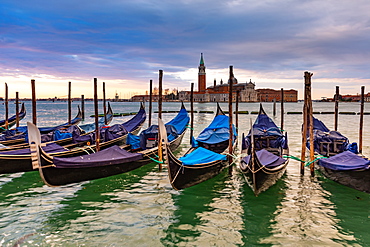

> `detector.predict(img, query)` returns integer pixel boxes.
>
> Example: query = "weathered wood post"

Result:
[236,90,240,135]
[228,66,234,169]
[300,73,310,175]
[81,95,85,120]
[281,88,284,132]
[359,86,365,154]
[190,83,194,144]
[94,78,100,151]
[103,82,107,125]
[31,79,37,125]
[15,92,19,127]
[158,70,163,170]
[334,86,339,131]
[307,73,315,177]
[273,98,276,117]
[158,70,163,120]
[68,81,71,124]
[149,79,153,127]
[4,83,8,129]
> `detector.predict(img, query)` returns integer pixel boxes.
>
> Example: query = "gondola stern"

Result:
[216,102,225,116]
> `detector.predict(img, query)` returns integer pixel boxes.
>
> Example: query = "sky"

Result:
[1,0,370,100]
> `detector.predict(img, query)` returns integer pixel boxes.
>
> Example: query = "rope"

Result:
[149,156,164,164]
[304,155,327,167]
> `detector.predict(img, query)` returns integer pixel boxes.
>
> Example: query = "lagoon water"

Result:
[0,101,369,246]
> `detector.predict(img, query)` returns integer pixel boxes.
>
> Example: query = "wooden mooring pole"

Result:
[94,78,100,152]
[280,88,284,132]
[273,98,276,117]
[103,82,107,125]
[4,83,8,129]
[149,79,153,127]
[190,83,194,144]
[158,70,163,170]
[81,95,85,120]
[334,86,339,131]
[158,70,163,120]
[68,81,71,124]
[307,73,315,177]
[228,66,234,170]
[359,86,365,154]
[15,92,19,128]
[31,79,37,125]
[236,90,239,136]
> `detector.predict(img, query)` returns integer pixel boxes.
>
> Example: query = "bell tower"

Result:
[198,53,206,92]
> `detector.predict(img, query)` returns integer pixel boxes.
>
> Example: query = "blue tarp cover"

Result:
[308,117,349,153]
[179,147,227,165]
[121,107,146,132]
[248,113,283,137]
[165,108,190,134]
[242,149,286,168]
[126,133,141,150]
[0,143,68,155]
[196,115,237,144]
[318,151,370,170]
[53,145,143,168]
[139,124,178,150]
[243,112,286,151]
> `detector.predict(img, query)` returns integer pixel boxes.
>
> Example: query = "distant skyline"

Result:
[1,0,370,100]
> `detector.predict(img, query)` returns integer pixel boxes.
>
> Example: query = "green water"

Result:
[0,101,369,246]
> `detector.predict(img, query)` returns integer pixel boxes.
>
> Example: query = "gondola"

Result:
[0,102,26,132]
[28,103,189,186]
[164,103,237,190]
[0,103,145,175]
[239,104,289,196]
[0,105,83,147]
[307,117,370,193]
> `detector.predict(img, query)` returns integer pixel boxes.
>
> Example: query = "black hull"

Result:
[240,158,288,196]
[167,149,229,190]
[38,128,186,186]
[0,125,142,175]
[317,164,370,194]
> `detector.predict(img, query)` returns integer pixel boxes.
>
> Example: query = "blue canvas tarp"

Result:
[318,151,370,171]
[308,117,349,154]
[242,149,287,168]
[165,108,190,135]
[53,145,143,168]
[121,107,146,132]
[179,147,227,165]
[196,115,237,144]
[139,124,178,150]
[248,113,283,138]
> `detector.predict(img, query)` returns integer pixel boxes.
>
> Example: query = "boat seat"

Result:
[255,136,282,156]
[319,140,346,156]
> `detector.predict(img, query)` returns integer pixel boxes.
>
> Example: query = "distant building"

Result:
[178,53,297,102]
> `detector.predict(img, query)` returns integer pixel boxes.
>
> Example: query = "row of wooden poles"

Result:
[300,72,366,176]
[3,79,113,128]
[4,70,366,174]
[3,79,111,152]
